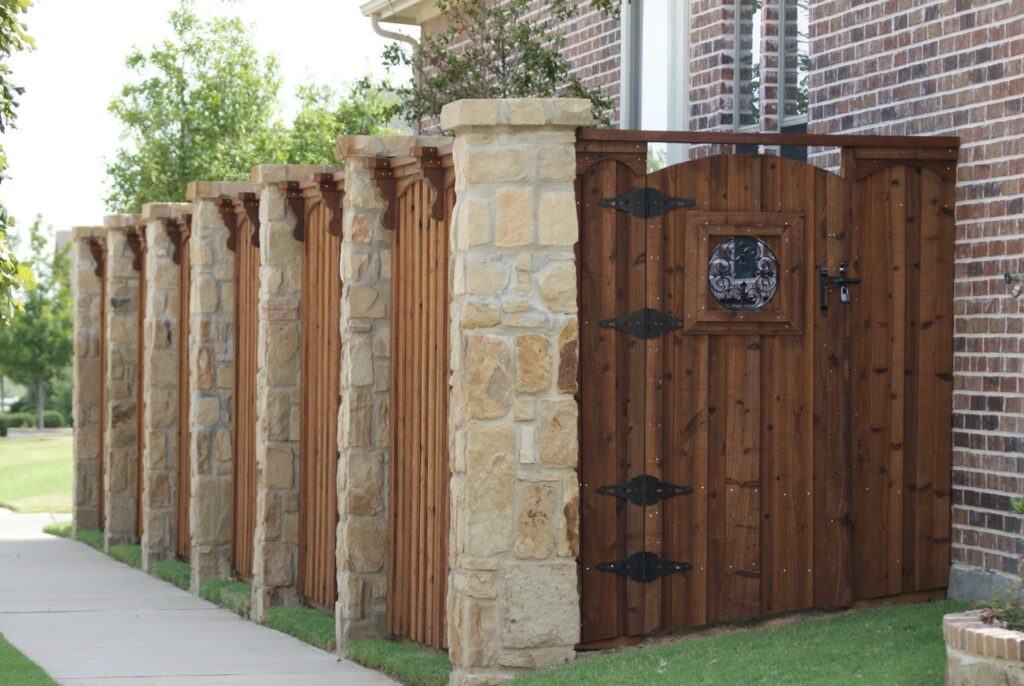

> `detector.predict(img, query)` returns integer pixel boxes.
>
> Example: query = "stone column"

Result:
[185,181,257,592]
[140,203,193,569]
[102,214,143,549]
[332,134,445,648]
[442,99,591,685]
[72,226,106,535]
[250,164,334,621]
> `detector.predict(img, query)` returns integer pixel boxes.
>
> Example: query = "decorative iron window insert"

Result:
[707,236,779,311]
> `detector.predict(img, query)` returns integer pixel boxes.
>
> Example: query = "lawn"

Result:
[0,633,56,685]
[512,600,968,685]
[0,434,72,513]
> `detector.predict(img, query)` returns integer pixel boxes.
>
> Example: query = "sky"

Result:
[1,0,414,242]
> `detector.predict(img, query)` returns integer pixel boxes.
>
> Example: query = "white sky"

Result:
[1,0,412,244]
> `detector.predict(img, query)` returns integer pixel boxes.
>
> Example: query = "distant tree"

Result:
[382,0,613,132]
[105,0,286,212]
[285,79,398,165]
[0,216,71,428]
[0,0,33,324]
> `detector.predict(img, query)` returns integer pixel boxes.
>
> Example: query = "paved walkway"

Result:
[0,509,396,685]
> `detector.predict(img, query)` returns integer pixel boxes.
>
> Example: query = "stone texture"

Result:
[446,99,583,686]
[72,227,106,536]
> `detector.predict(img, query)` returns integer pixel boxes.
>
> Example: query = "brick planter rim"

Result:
[944,610,1024,663]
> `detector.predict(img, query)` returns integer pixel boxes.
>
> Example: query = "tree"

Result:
[0,216,72,428]
[105,0,286,212]
[382,0,613,132]
[0,0,33,324]
[284,79,398,165]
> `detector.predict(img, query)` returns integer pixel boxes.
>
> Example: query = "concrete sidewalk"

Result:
[0,509,396,685]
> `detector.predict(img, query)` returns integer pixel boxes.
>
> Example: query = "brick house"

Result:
[360,0,1024,602]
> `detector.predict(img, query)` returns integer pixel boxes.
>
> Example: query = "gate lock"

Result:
[818,263,861,315]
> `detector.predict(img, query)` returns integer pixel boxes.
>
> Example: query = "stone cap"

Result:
[141,202,193,221]
[251,164,338,185]
[335,134,451,161]
[103,213,141,230]
[440,98,594,131]
[944,610,1024,661]
[71,226,106,240]
[187,180,259,201]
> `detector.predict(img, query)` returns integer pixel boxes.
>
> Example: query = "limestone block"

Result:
[500,562,578,648]
[465,336,512,420]
[466,259,511,296]
[346,451,384,516]
[537,263,577,314]
[538,191,578,246]
[514,335,552,394]
[514,482,556,559]
[537,399,578,468]
[465,424,516,557]
[495,188,534,247]
[457,198,492,249]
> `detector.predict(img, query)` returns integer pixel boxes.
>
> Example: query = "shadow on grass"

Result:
[347,638,452,686]
[199,579,252,619]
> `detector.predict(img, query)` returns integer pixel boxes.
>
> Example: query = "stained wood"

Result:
[298,194,342,611]
[577,128,960,151]
[232,209,260,581]
[176,235,192,561]
[387,171,451,649]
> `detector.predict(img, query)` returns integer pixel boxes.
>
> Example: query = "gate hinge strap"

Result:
[597,187,696,219]
[597,475,693,506]
[598,551,693,583]
[599,307,682,339]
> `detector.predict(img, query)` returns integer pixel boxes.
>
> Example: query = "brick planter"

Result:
[944,611,1024,685]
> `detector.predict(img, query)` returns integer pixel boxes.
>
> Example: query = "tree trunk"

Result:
[0,376,5,413]
[36,378,45,429]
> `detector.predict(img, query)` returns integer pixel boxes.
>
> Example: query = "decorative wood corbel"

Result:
[125,226,146,272]
[163,217,186,266]
[368,157,396,230]
[315,173,344,238]
[238,192,261,247]
[281,181,306,242]
[218,196,238,252]
[86,238,105,278]
[414,146,446,222]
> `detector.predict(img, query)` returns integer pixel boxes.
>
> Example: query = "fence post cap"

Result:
[250,164,338,185]
[187,181,259,202]
[71,226,106,240]
[440,98,594,131]
[139,203,193,221]
[102,213,142,229]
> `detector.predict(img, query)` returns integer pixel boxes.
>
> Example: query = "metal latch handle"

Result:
[819,263,861,315]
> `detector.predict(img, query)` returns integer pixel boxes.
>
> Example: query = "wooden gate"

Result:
[576,131,956,643]
[297,175,343,610]
[129,227,146,542]
[226,194,260,581]
[380,148,453,649]
[168,216,193,561]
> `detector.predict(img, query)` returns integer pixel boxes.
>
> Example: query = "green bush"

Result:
[152,560,191,591]
[0,411,65,433]
[264,605,335,652]
[199,579,252,618]
[41,410,65,428]
[347,639,451,686]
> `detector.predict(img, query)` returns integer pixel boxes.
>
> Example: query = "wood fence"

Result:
[167,215,193,561]
[224,194,260,581]
[376,147,453,650]
[296,175,344,610]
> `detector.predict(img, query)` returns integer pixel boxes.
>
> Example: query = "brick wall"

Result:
[807,0,1024,592]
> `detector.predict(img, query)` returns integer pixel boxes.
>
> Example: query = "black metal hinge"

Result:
[598,187,696,219]
[599,308,682,339]
[598,551,693,583]
[597,475,693,506]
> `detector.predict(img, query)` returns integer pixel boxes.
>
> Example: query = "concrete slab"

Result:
[0,509,397,685]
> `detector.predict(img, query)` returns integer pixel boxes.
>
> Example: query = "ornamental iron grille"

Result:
[707,236,779,311]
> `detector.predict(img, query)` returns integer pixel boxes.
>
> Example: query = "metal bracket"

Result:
[599,308,682,339]
[818,262,860,315]
[598,551,693,583]
[597,475,693,506]
[598,187,696,219]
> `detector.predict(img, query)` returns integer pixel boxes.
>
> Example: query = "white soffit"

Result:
[359,0,439,25]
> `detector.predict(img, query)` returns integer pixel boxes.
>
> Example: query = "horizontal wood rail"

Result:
[577,127,960,151]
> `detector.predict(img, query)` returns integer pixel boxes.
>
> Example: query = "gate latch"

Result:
[598,551,693,583]
[597,475,693,506]
[598,187,696,219]
[818,262,861,315]
[599,308,682,339]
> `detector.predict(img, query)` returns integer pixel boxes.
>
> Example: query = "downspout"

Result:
[618,0,643,129]
[369,13,423,132]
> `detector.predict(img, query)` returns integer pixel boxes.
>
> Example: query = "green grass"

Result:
[152,560,191,591]
[511,600,969,685]
[0,435,72,512]
[199,579,252,618]
[41,521,70,538]
[264,605,336,652]
[107,544,142,569]
[74,528,103,551]
[0,633,56,685]
[347,639,452,686]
